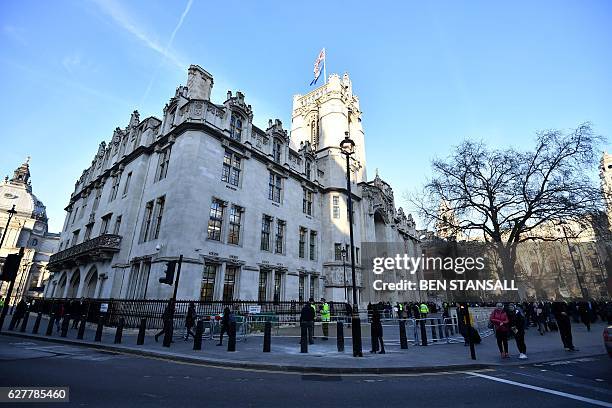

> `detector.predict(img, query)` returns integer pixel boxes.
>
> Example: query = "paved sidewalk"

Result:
[0,315,607,373]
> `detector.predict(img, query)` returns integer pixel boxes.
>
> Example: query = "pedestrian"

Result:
[70,299,82,329]
[345,302,352,328]
[419,302,429,319]
[320,298,330,340]
[53,301,65,332]
[217,307,233,346]
[552,301,578,351]
[370,308,385,354]
[154,301,175,343]
[508,304,528,359]
[184,302,197,341]
[535,302,546,335]
[490,303,510,358]
[300,301,315,345]
[578,301,591,332]
[12,299,27,329]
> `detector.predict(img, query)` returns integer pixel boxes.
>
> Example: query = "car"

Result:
[604,325,612,358]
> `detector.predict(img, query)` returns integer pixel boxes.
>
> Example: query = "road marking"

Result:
[467,372,612,407]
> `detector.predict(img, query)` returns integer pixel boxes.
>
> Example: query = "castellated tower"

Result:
[291,73,367,182]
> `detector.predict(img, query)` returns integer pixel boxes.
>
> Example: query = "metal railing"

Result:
[28,298,349,330]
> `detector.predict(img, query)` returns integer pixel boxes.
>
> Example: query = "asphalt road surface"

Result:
[0,336,610,408]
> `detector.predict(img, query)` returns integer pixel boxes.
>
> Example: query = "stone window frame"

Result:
[260,214,273,251]
[268,171,282,203]
[230,113,244,141]
[155,146,172,182]
[222,149,242,187]
[274,219,286,255]
[207,198,225,242]
[302,188,313,216]
[227,204,243,245]
[298,226,307,259]
[200,264,217,301]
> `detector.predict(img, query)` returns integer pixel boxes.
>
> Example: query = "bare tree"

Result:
[411,123,605,281]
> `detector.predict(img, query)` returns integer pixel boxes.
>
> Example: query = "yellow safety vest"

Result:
[420,304,429,314]
[321,303,330,322]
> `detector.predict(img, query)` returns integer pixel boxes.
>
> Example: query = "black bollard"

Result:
[60,316,69,337]
[263,321,271,352]
[162,319,173,348]
[300,324,308,353]
[399,320,408,349]
[77,318,86,340]
[45,314,55,336]
[337,321,344,352]
[19,312,30,332]
[227,321,236,352]
[420,319,428,346]
[8,314,17,331]
[95,316,104,342]
[32,312,42,334]
[351,316,363,357]
[114,318,124,344]
[137,318,146,345]
[193,320,203,351]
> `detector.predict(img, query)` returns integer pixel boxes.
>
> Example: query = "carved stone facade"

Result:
[45,65,421,306]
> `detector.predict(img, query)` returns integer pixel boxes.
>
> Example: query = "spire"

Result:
[10,158,31,186]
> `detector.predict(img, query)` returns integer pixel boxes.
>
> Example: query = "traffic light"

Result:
[0,253,21,282]
[159,261,176,285]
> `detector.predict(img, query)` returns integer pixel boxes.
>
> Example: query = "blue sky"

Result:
[1,0,610,232]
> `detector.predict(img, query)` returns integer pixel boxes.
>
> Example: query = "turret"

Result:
[186,64,214,101]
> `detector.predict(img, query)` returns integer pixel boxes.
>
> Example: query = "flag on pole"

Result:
[309,48,326,86]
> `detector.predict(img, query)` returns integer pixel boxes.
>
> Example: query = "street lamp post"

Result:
[0,205,17,249]
[340,132,362,357]
[0,205,17,298]
[341,247,348,303]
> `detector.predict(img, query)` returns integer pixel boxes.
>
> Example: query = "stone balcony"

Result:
[48,234,122,271]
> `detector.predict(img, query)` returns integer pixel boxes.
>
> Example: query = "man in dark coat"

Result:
[370,309,385,354]
[154,301,175,342]
[552,301,577,351]
[300,302,315,345]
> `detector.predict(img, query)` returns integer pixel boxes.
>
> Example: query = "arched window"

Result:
[273,139,282,163]
[230,114,243,141]
[310,119,319,147]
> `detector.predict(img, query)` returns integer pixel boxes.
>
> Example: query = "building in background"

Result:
[0,159,60,305]
[44,65,421,306]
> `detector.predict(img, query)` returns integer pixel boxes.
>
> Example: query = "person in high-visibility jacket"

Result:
[419,303,429,319]
[320,298,330,340]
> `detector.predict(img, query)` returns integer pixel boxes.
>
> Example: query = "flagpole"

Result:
[323,48,327,85]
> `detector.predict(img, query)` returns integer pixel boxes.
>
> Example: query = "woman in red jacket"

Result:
[490,303,510,358]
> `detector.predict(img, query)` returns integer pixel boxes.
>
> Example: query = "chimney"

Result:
[187,65,214,101]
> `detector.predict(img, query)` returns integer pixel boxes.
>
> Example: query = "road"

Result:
[0,336,610,407]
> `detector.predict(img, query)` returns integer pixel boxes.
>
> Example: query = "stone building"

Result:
[0,159,60,305]
[45,65,421,306]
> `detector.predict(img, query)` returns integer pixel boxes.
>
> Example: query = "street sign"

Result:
[100,303,108,313]
[248,305,261,314]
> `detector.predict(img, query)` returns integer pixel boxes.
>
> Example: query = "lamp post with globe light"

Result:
[340,131,362,357]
